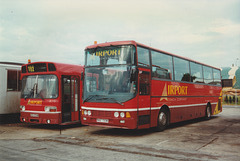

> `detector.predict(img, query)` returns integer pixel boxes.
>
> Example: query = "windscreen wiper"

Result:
[109,97,124,106]
[98,97,124,106]
[83,95,99,103]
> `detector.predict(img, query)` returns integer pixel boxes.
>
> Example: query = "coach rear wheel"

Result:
[156,110,168,132]
[206,105,211,119]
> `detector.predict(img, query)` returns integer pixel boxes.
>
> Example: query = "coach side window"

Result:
[151,50,173,80]
[203,66,213,84]
[173,57,190,82]
[137,46,150,67]
[213,69,221,86]
[190,62,204,83]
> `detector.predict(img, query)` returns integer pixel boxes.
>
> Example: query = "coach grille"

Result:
[30,119,39,123]
[92,111,112,117]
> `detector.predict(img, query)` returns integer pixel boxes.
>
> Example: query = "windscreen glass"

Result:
[86,45,134,66]
[21,75,58,99]
[84,45,137,104]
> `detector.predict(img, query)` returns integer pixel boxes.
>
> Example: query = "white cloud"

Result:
[209,18,240,35]
[0,0,239,68]
[0,27,3,41]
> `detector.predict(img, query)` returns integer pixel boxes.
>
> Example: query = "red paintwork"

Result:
[150,80,222,127]
[82,41,222,129]
[20,62,84,125]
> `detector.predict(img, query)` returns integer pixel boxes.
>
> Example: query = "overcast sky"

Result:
[0,0,240,68]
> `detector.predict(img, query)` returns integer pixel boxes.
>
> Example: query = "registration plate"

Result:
[30,114,39,117]
[96,118,109,123]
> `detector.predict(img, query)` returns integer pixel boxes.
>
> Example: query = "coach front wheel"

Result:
[156,110,168,132]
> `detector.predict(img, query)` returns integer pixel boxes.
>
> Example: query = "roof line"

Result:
[0,62,24,66]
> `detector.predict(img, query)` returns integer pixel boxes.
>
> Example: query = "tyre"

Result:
[206,105,211,120]
[156,109,168,132]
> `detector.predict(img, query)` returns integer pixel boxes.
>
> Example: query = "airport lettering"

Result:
[95,49,121,57]
[27,100,42,105]
[168,85,188,95]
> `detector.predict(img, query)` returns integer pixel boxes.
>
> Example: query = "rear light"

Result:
[45,106,57,112]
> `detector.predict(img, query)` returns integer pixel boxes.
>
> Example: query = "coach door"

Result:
[62,76,80,123]
[138,69,151,128]
[70,76,80,122]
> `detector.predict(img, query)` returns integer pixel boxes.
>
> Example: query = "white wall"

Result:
[0,64,21,114]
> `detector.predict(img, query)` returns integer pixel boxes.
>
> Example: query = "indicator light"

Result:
[126,112,131,118]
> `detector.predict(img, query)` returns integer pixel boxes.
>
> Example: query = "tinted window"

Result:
[48,63,56,71]
[86,45,134,66]
[203,66,213,84]
[190,62,203,83]
[27,63,47,73]
[7,70,21,91]
[22,66,26,73]
[174,57,190,82]
[139,71,150,95]
[137,46,150,67]
[151,50,173,80]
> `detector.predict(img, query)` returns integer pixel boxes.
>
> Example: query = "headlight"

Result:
[84,110,88,116]
[20,105,25,111]
[114,112,119,118]
[120,112,125,118]
[87,110,91,116]
[45,106,57,112]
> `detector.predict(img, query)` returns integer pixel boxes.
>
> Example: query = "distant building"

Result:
[221,66,240,89]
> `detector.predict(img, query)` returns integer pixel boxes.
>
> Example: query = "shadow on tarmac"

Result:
[27,123,84,130]
[3,122,85,132]
[91,116,219,137]
[2,116,219,136]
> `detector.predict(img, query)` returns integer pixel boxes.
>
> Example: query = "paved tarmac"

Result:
[0,105,240,161]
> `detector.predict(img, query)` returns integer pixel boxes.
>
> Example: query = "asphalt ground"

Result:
[0,105,240,161]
